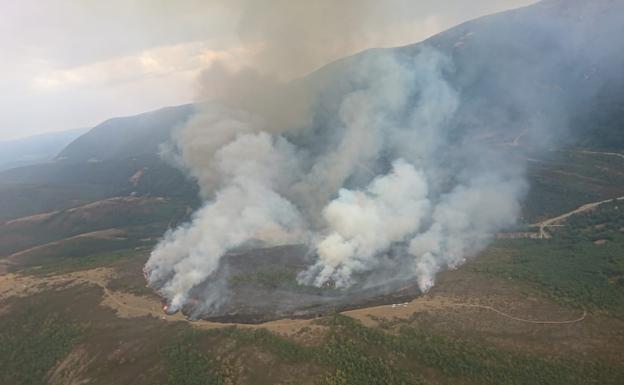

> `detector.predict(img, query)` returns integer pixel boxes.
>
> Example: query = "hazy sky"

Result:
[0,0,535,141]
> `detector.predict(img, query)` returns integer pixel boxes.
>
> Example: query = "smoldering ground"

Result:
[144,0,624,320]
[145,46,524,318]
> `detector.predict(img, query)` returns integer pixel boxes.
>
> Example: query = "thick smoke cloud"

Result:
[234,0,409,80]
[222,0,535,80]
[189,0,432,135]
[145,43,525,313]
[142,1,591,315]
[300,159,432,288]
[148,109,308,311]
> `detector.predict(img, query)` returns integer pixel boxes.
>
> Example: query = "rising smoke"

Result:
[144,1,535,314]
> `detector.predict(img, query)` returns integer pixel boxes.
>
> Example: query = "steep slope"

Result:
[2,0,623,223]
[0,105,199,221]
[420,0,624,148]
[0,196,186,258]
[50,2,624,173]
[298,0,624,151]
[57,104,195,162]
[2,3,624,384]
[0,154,199,222]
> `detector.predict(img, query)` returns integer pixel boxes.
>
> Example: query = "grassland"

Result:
[0,306,82,385]
[137,305,622,385]
[23,247,150,276]
[162,336,223,385]
[1,149,624,384]
[1,254,623,385]
[522,149,624,222]
[472,200,624,318]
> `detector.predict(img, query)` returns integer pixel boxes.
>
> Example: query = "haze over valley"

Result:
[1,1,624,384]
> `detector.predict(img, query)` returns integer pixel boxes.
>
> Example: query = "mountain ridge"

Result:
[0,127,89,171]
[53,0,624,166]
[1,0,622,223]
[56,104,195,163]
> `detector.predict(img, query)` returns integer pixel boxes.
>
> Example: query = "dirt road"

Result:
[0,266,588,333]
[531,195,624,238]
[81,272,588,328]
[448,303,586,324]
[565,149,624,160]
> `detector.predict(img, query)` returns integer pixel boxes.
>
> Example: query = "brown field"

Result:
[2,242,622,385]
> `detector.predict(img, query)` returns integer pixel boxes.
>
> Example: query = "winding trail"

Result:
[99,283,179,320]
[89,276,588,326]
[1,267,588,330]
[530,195,624,238]
[448,303,587,324]
[563,149,624,160]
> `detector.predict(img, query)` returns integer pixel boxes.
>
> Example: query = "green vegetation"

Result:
[200,322,419,385]
[180,315,623,385]
[318,315,623,385]
[571,81,624,150]
[562,198,624,242]
[0,182,112,222]
[0,153,199,223]
[221,327,317,363]
[523,150,624,222]
[0,309,82,385]
[162,333,223,385]
[0,196,187,256]
[15,237,145,269]
[3,148,624,384]
[2,294,621,385]
[24,247,146,276]
[473,200,624,317]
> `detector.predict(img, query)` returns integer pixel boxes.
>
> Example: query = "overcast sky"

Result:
[0,0,536,141]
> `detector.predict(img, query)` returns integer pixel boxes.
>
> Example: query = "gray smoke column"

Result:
[147,108,308,311]
[144,42,526,313]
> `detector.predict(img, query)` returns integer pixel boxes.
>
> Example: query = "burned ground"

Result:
[2,149,624,384]
[171,244,424,323]
[2,237,624,385]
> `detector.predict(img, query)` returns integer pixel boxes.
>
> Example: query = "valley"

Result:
[1,0,624,383]
[2,146,624,384]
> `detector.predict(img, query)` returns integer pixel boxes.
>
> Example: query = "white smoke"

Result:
[409,175,522,291]
[300,159,430,288]
[147,118,307,312]
[145,46,525,313]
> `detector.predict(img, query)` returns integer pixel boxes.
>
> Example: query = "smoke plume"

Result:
[141,1,566,315]
[146,44,525,314]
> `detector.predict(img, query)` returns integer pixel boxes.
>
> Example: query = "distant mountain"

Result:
[0,127,89,171]
[57,104,195,162]
[0,196,187,257]
[0,104,199,222]
[416,0,624,149]
[0,154,199,222]
[2,0,623,223]
[298,0,624,150]
[54,0,624,167]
